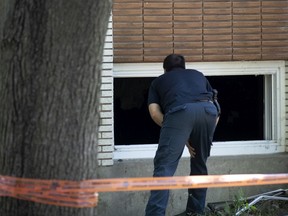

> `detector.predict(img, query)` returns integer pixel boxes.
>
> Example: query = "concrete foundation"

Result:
[97,153,288,216]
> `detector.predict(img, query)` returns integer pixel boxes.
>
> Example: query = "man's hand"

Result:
[148,103,164,127]
[186,140,196,158]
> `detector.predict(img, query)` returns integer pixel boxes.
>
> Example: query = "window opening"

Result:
[114,78,160,145]
[114,75,265,145]
[208,75,264,141]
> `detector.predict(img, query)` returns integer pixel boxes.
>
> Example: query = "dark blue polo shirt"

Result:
[148,68,214,114]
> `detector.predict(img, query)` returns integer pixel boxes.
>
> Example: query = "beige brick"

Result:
[101,76,113,83]
[101,132,113,139]
[100,111,113,119]
[101,90,113,97]
[101,105,113,111]
[99,125,113,132]
[102,145,114,152]
[100,83,113,90]
[101,118,113,125]
[98,152,113,159]
[98,139,113,146]
[100,97,113,104]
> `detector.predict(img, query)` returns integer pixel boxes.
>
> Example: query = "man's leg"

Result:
[145,190,170,216]
[145,133,187,216]
[186,157,208,214]
[186,102,217,215]
[146,106,192,216]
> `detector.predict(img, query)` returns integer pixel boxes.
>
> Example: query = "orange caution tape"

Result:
[0,174,287,208]
[0,175,98,208]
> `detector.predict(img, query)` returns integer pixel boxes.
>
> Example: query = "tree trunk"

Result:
[0,0,112,215]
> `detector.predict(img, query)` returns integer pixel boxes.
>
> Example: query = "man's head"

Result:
[163,54,186,72]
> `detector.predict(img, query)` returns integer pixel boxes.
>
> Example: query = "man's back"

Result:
[149,68,213,114]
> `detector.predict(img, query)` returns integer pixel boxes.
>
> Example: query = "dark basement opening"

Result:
[114,75,264,145]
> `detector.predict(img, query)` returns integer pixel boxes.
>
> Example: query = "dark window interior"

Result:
[114,75,264,145]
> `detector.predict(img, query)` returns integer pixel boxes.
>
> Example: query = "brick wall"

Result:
[97,4,288,167]
[113,0,288,63]
[286,61,288,152]
[98,16,114,166]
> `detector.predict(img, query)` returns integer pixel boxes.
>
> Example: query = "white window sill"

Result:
[113,141,285,160]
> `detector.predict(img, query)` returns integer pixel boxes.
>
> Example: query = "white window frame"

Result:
[113,61,286,159]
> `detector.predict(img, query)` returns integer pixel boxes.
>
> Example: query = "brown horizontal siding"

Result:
[232,1,261,60]
[113,0,288,63]
[262,0,288,60]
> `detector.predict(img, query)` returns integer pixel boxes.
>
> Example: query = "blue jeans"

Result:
[145,102,217,216]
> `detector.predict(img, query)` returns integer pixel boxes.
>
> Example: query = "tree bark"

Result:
[0,0,112,215]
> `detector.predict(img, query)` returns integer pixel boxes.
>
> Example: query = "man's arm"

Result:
[148,103,163,127]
